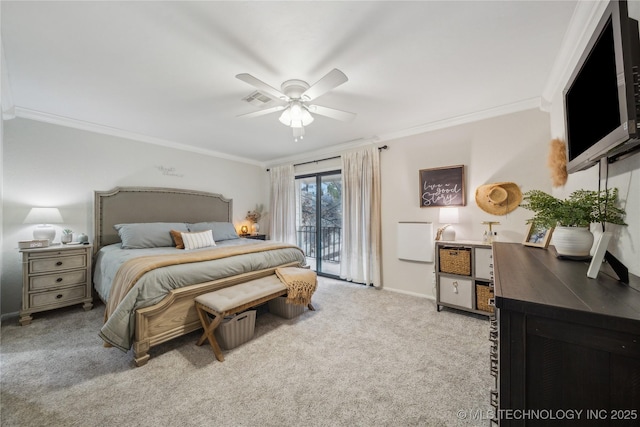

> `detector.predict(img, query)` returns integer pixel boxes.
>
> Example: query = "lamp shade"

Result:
[439,207,459,224]
[23,208,63,224]
[23,207,63,243]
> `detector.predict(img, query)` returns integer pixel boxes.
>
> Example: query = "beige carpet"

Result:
[1,277,492,426]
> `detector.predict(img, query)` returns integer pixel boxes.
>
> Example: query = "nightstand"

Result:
[19,244,93,325]
[243,234,266,240]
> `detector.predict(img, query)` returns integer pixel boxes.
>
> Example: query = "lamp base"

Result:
[441,227,456,241]
[33,225,56,243]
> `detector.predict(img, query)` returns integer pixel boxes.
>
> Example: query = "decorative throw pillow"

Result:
[170,230,185,249]
[181,230,216,250]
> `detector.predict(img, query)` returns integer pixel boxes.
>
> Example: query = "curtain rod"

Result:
[266,145,388,171]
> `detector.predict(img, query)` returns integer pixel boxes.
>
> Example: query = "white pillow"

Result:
[181,230,216,250]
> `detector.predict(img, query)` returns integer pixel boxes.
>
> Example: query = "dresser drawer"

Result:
[29,285,87,309]
[29,254,86,274]
[29,270,87,291]
[439,276,473,309]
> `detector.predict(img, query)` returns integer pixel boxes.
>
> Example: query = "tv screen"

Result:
[564,0,640,173]
[565,17,621,161]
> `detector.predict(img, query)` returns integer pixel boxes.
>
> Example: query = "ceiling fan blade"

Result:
[301,69,348,101]
[307,104,356,122]
[237,105,286,119]
[236,73,287,101]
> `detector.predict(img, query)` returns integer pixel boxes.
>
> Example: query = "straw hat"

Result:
[475,182,522,216]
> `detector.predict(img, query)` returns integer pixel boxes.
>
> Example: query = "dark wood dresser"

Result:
[491,242,640,426]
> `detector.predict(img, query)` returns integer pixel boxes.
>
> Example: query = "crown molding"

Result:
[13,107,265,167]
[265,97,541,168]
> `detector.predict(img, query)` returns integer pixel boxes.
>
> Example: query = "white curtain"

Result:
[340,146,382,287]
[269,164,297,245]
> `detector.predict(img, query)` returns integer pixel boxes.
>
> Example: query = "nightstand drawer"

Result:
[439,276,473,309]
[29,254,86,274]
[29,285,87,309]
[29,270,87,291]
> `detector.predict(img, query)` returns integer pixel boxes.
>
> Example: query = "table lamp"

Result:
[23,207,63,243]
[438,207,459,241]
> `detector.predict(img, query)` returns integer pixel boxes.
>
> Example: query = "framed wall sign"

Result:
[419,165,465,207]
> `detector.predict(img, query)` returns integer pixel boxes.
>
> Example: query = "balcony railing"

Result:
[297,226,341,262]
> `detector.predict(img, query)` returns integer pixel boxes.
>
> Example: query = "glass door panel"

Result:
[295,171,342,277]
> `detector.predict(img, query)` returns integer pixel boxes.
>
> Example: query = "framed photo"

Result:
[419,165,465,207]
[523,223,554,248]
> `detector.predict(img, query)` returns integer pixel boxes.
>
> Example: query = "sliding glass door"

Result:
[295,171,342,277]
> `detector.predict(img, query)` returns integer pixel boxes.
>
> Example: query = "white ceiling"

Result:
[1,1,582,166]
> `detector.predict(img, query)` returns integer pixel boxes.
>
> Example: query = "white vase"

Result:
[552,226,594,257]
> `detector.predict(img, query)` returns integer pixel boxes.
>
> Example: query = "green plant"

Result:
[62,229,73,235]
[520,188,627,228]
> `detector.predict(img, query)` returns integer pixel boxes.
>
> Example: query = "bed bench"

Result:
[194,274,314,361]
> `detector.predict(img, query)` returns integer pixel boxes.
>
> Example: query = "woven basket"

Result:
[476,284,495,313]
[439,247,471,275]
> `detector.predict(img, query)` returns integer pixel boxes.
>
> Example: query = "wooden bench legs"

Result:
[195,304,226,361]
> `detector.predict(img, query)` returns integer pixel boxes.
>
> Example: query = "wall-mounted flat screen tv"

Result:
[564,0,640,173]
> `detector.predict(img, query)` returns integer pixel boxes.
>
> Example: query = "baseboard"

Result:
[382,286,435,300]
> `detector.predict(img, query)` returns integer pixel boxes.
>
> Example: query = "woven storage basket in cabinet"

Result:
[476,284,494,313]
[439,247,471,276]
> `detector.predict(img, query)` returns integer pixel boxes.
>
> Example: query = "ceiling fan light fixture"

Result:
[278,103,314,128]
[301,108,314,126]
[278,107,291,126]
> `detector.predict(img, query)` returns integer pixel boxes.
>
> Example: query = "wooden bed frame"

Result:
[94,187,300,366]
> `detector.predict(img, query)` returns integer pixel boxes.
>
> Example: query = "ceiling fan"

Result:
[236,69,356,141]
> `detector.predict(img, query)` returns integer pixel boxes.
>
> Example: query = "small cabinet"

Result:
[435,240,494,316]
[19,244,93,325]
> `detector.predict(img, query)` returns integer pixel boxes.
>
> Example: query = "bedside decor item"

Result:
[475,182,522,216]
[18,240,50,249]
[61,229,73,244]
[437,207,459,241]
[523,223,554,248]
[520,189,626,257]
[246,204,265,234]
[23,207,63,243]
[419,165,465,207]
[240,225,249,235]
[77,233,89,244]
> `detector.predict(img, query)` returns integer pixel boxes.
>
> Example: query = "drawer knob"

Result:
[56,278,63,283]
[56,261,63,266]
[56,294,63,299]
[452,281,459,294]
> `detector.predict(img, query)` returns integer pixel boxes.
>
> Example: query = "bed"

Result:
[93,186,306,366]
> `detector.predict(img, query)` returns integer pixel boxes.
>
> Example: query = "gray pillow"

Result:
[188,222,239,241]
[114,222,189,249]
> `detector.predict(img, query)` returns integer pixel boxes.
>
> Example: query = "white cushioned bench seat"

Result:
[195,275,286,313]
[194,274,290,362]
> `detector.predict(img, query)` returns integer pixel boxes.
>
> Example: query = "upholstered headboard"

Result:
[94,187,233,251]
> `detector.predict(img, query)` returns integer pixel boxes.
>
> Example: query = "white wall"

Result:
[1,118,269,316]
[380,108,552,297]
